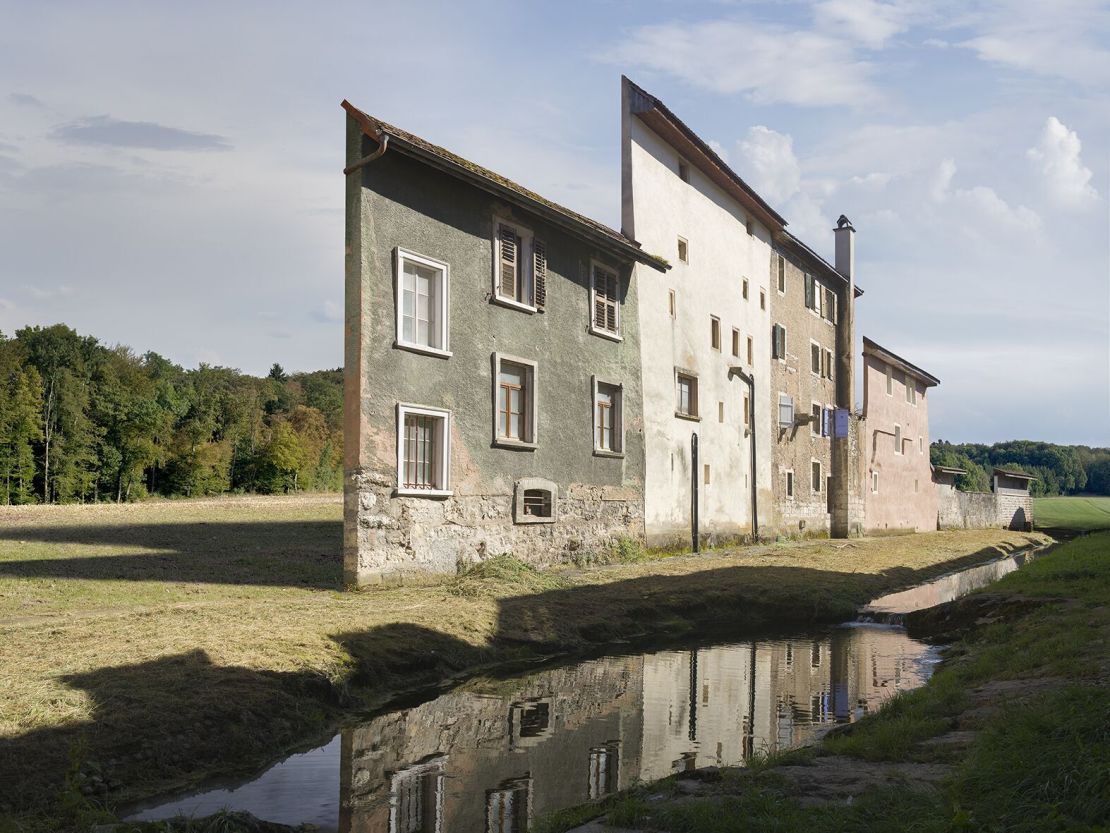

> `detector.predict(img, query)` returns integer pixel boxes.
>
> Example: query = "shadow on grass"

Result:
[0,520,343,589]
[0,538,1035,821]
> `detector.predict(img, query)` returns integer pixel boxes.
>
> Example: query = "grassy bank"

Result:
[1035,494,1110,531]
[559,532,1109,833]
[0,496,1046,830]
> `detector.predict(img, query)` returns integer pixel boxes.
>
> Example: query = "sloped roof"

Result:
[862,336,940,387]
[777,230,865,298]
[342,100,668,272]
[993,468,1037,481]
[624,77,788,232]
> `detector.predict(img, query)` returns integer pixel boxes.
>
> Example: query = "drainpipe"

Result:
[343,134,389,175]
[729,366,759,540]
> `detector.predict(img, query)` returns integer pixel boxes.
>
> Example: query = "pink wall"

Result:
[860,354,937,532]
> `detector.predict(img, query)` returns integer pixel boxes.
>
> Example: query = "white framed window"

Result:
[390,758,446,833]
[894,423,902,455]
[776,255,786,293]
[486,777,532,833]
[710,316,721,351]
[810,341,821,376]
[492,217,545,313]
[396,404,451,497]
[493,354,538,448]
[823,348,834,380]
[811,402,822,437]
[812,460,822,493]
[677,236,688,263]
[785,469,795,499]
[395,248,450,358]
[592,378,623,455]
[823,287,837,323]
[590,260,621,340]
[675,370,699,419]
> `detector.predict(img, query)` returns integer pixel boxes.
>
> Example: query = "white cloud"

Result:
[312,300,343,324]
[22,283,74,300]
[812,0,915,48]
[1026,116,1098,209]
[706,139,730,164]
[608,20,878,107]
[737,126,801,204]
[930,157,956,202]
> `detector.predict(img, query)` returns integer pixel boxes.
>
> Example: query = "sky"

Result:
[0,0,1107,445]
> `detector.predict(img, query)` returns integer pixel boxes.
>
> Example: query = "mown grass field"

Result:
[0,495,1048,830]
[557,532,1110,833]
[1034,494,1110,531]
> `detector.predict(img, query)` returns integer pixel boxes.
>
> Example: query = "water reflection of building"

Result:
[339,657,644,832]
[338,626,932,832]
[638,626,932,778]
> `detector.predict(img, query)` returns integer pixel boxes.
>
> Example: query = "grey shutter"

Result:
[824,288,835,322]
[533,239,546,310]
[605,272,618,333]
[498,224,518,299]
[593,269,606,329]
[804,274,815,309]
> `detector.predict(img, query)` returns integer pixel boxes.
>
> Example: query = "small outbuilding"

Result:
[993,468,1036,530]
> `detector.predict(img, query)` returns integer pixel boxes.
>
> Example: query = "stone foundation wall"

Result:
[996,490,1034,530]
[344,467,645,586]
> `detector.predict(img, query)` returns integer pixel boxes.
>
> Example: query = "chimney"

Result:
[830,214,857,539]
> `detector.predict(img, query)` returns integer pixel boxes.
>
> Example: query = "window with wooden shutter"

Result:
[591,263,619,337]
[824,287,836,322]
[804,274,815,309]
[811,342,821,374]
[498,223,519,300]
[772,324,786,360]
[777,255,786,293]
[532,239,546,310]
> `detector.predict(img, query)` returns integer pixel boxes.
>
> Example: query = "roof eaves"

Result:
[861,336,941,387]
[342,100,669,273]
[778,231,865,298]
[624,77,788,232]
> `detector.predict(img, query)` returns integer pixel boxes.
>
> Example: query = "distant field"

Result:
[1035,495,1110,531]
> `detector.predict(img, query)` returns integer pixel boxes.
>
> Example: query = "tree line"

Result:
[0,325,342,505]
[930,439,1110,497]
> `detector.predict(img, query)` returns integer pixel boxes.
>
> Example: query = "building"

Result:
[768,226,863,537]
[620,76,784,546]
[859,337,940,533]
[342,101,666,586]
[992,468,1036,530]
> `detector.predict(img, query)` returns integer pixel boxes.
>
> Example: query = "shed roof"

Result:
[862,336,941,387]
[993,468,1037,481]
[932,465,967,476]
[342,100,668,272]
[624,77,788,233]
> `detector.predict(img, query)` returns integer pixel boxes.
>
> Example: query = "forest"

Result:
[0,325,342,504]
[930,439,1110,496]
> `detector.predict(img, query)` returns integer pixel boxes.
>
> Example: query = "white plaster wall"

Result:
[624,118,773,544]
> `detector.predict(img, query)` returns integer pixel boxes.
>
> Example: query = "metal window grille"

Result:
[402,414,439,490]
[522,488,552,517]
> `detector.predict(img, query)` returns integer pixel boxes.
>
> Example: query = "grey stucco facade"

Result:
[343,108,655,586]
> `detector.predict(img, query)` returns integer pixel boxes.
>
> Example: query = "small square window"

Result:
[676,372,698,419]
[395,248,451,357]
[710,316,721,351]
[677,237,688,264]
[678,159,689,182]
[523,488,552,517]
[513,478,557,524]
[731,327,740,358]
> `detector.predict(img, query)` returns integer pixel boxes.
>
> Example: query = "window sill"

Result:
[593,449,625,459]
[494,438,538,451]
[395,488,453,499]
[492,296,537,314]
[394,341,453,359]
[675,412,701,422]
[589,326,623,343]
[515,515,555,525]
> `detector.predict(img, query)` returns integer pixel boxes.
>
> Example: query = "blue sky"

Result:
[0,0,1106,445]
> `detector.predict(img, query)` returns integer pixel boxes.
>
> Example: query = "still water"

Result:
[127,622,939,831]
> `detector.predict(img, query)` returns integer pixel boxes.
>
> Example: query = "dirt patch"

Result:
[774,756,951,807]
